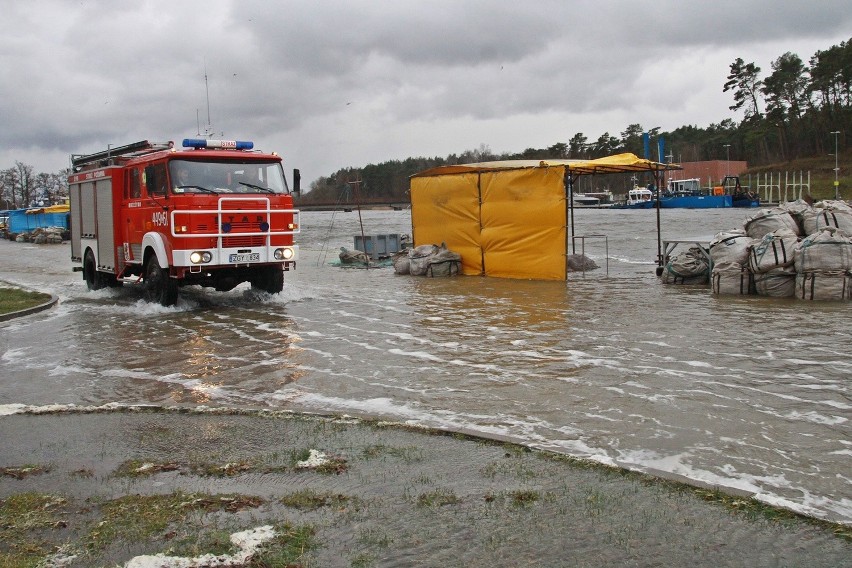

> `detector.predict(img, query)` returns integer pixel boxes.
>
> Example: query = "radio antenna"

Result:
[204,65,212,137]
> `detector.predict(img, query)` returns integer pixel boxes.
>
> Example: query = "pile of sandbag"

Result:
[393,243,461,277]
[708,229,754,295]
[659,246,710,285]
[707,199,852,301]
[15,226,65,244]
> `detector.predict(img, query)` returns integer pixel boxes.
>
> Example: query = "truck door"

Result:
[123,167,146,263]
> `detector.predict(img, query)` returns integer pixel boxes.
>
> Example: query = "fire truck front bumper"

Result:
[171,245,299,268]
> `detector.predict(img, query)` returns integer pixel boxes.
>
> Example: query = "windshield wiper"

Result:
[238,181,274,194]
[177,185,217,194]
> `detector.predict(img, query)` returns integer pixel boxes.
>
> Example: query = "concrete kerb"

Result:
[0,281,59,322]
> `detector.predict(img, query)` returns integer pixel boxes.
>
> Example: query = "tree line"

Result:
[0,163,70,210]
[2,37,849,208]
[301,36,851,203]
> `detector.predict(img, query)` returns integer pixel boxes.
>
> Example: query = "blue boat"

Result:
[659,178,731,209]
[719,176,761,208]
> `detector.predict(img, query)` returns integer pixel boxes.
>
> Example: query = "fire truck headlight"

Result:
[190,251,213,264]
[274,247,295,261]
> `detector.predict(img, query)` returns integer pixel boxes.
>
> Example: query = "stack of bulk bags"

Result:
[748,229,800,297]
[793,227,852,300]
[660,246,710,285]
[744,207,801,240]
[709,229,754,295]
[801,201,852,235]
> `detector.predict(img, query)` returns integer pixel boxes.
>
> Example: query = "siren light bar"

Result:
[182,139,254,150]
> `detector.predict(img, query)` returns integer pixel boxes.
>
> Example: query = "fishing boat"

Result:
[718,176,761,208]
[659,178,731,208]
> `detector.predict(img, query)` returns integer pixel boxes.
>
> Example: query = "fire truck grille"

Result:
[223,235,266,247]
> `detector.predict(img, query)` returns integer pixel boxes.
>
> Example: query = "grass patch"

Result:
[0,465,51,479]
[416,489,461,508]
[0,492,69,567]
[249,524,317,567]
[280,489,351,511]
[361,444,423,463]
[509,490,540,508]
[0,490,318,567]
[85,492,264,554]
[0,286,51,315]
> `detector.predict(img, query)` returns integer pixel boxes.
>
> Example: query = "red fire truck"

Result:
[69,138,300,306]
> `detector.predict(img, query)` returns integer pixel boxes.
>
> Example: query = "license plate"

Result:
[229,253,260,263]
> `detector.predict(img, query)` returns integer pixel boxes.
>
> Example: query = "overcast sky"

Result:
[2,0,850,187]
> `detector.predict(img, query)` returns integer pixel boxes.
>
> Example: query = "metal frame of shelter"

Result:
[561,154,682,267]
[410,154,682,280]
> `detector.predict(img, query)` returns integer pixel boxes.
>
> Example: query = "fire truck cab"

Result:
[69,139,300,306]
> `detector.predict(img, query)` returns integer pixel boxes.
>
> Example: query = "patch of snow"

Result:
[124,525,276,568]
[296,449,330,469]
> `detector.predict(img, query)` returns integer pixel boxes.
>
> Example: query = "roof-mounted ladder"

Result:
[71,140,173,170]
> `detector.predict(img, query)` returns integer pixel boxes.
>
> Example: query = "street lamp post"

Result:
[831,131,840,200]
[723,144,731,179]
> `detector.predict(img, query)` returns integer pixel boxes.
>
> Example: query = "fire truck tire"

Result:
[251,265,284,294]
[144,256,179,306]
[83,250,106,291]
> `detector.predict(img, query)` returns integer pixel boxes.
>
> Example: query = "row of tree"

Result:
[302,36,851,203]
[0,163,70,211]
[3,38,849,208]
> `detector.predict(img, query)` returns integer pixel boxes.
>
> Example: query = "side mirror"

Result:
[293,168,301,196]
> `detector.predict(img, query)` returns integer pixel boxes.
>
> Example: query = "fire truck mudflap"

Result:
[69,139,300,306]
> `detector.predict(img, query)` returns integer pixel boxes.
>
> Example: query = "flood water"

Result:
[1,207,849,526]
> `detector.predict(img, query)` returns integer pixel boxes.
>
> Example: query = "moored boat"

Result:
[660,178,731,208]
[613,185,655,208]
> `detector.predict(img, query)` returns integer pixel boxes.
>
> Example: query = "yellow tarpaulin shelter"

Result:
[410,153,680,281]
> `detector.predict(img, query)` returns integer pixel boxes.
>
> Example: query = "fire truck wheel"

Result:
[144,256,179,306]
[83,250,106,291]
[251,265,284,294]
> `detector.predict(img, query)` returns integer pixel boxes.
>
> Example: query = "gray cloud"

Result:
[1,0,849,182]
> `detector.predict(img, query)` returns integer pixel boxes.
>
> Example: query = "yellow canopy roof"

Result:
[411,153,681,178]
[26,203,70,214]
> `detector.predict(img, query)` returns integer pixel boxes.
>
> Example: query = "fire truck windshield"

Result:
[169,159,289,195]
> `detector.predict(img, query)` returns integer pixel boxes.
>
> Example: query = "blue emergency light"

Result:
[182,139,254,150]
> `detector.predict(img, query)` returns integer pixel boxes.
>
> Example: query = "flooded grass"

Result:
[0,492,69,567]
[280,489,353,511]
[0,408,849,567]
[0,465,50,479]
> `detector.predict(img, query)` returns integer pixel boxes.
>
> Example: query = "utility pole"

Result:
[724,144,731,177]
[831,131,840,200]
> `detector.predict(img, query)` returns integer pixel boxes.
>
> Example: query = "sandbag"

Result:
[426,251,462,277]
[711,265,754,296]
[793,227,852,273]
[339,247,368,264]
[744,208,801,239]
[660,247,709,285]
[802,208,852,236]
[795,271,852,301]
[747,229,799,273]
[753,266,796,297]
[777,200,812,233]
[709,229,753,269]
[392,250,410,275]
[408,244,441,276]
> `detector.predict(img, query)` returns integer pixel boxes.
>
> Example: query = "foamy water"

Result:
[0,208,849,525]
